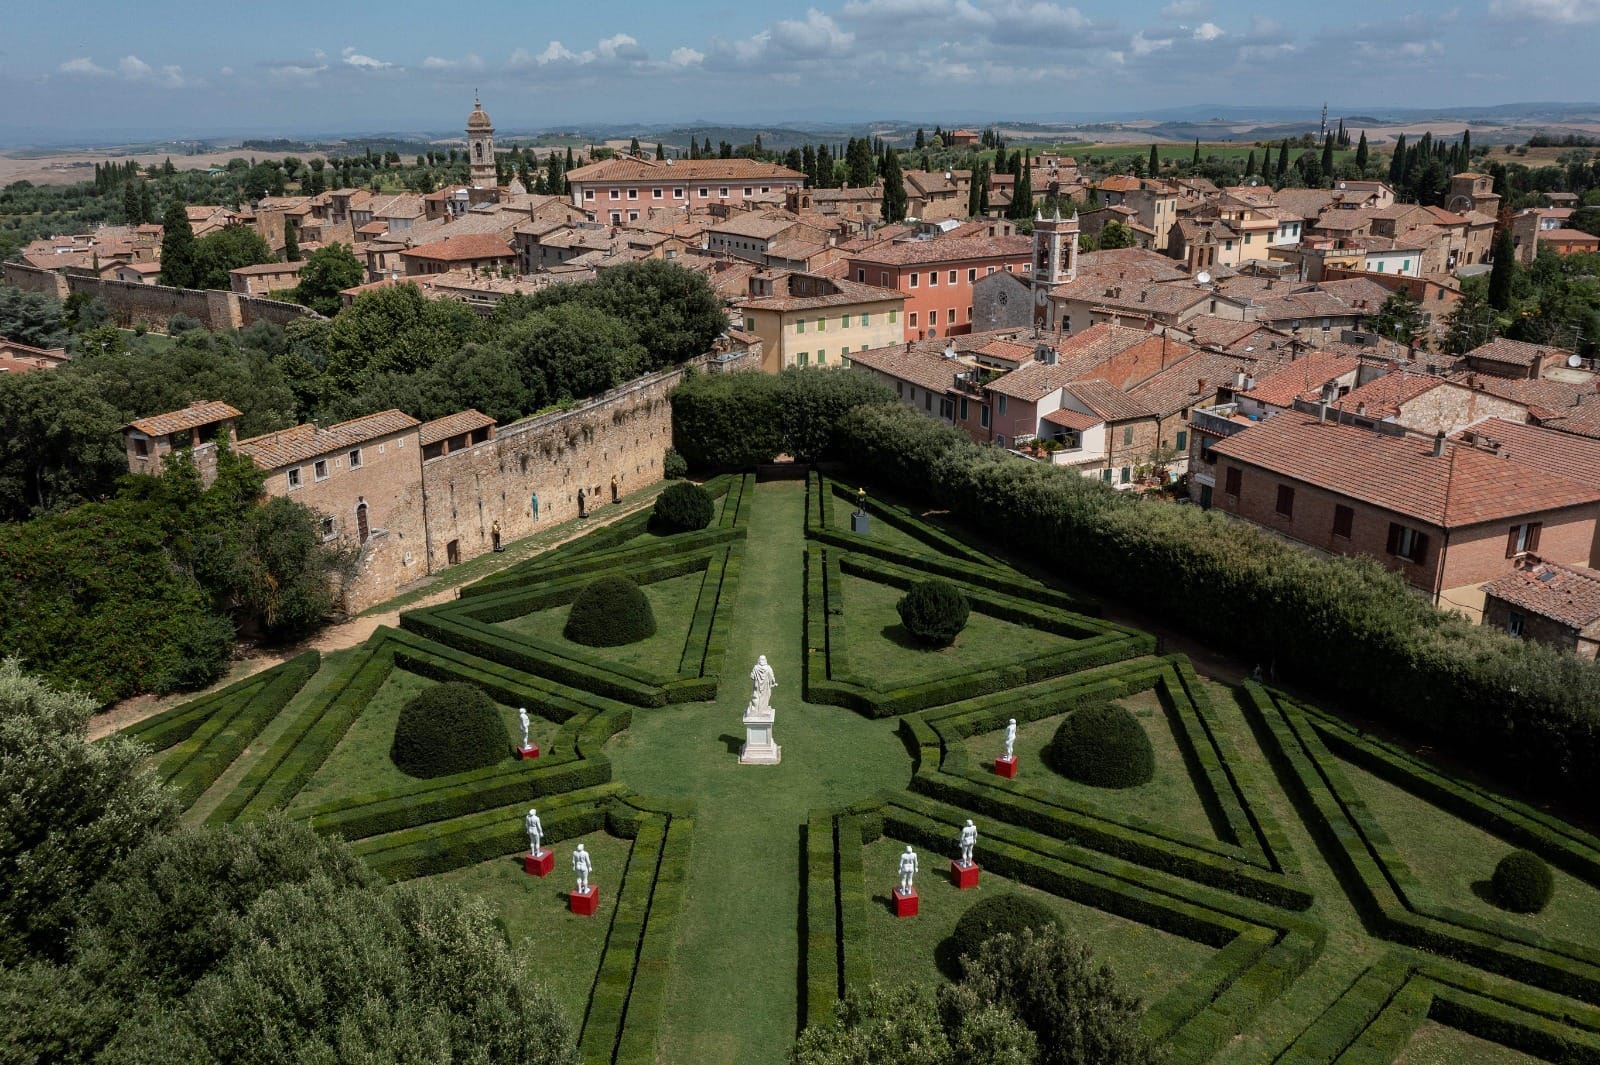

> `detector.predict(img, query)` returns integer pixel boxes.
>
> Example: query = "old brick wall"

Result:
[3,262,317,332]
[1394,386,1527,436]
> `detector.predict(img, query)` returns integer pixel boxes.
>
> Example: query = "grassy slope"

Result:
[1394,1020,1543,1064]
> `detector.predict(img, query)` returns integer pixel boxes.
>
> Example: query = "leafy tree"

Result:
[1442,277,1498,353]
[792,982,1034,1065]
[1370,290,1427,344]
[0,285,70,349]
[0,660,179,964]
[158,200,200,288]
[192,226,273,290]
[326,282,482,388]
[897,579,971,647]
[650,481,714,534]
[233,495,348,638]
[582,259,724,371]
[293,242,366,316]
[501,301,642,401]
[881,148,908,224]
[0,370,128,518]
[420,342,535,424]
[1098,219,1136,250]
[1488,226,1518,311]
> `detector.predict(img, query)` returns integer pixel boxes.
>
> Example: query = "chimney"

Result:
[1318,401,1329,423]
[1356,402,1367,417]
[1196,377,1208,394]
[1233,369,1247,389]
[1432,430,1447,457]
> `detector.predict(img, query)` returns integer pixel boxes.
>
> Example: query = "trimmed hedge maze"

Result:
[127,470,1600,1064]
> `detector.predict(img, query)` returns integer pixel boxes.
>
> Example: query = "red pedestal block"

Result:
[994,755,1018,778]
[893,887,919,917]
[524,849,554,877]
[569,885,599,915]
[516,744,541,760]
[951,860,981,889]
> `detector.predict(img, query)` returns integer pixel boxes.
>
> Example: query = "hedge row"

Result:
[804,814,841,1027]
[157,651,321,808]
[717,472,754,529]
[610,813,696,1065]
[116,674,268,753]
[908,662,1308,908]
[813,472,1001,569]
[460,523,743,599]
[559,473,741,562]
[876,794,1324,1064]
[835,815,874,995]
[1247,683,1600,1003]
[580,815,669,1064]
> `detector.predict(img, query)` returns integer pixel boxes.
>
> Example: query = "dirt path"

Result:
[89,492,660,741]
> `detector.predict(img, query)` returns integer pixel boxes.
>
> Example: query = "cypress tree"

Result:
[1149,143,1160,176]
[1014,156,1034,219]
[915,128,925,150]
[123,181,140,224]
[1355,132,1369,172]
[816,144,834,188]
[1244,151,1256,177]
[881,148,908,223]
[158,199,199,289]
[1461,129,1472,165]
[802,145,817,186]
[545,151,563,195]
[1389,134,1407,186]
[968,161,984,217]
[1321,133,1335,184]
[139,182,154,225]
[1192,138,1201,166]
[1276,140,1289,181]
[1488,227,1516,311]
[283,219,301,263]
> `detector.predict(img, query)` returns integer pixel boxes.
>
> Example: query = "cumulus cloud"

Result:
[1130,30,1172,55]
[597,33,648,61]
[770,9,855,53]
[59,57,110,76]
[342,47,395,70]
[60,54,188,87]
[1161,0,1208,16]
[1489,0,1600,21]
[422,53,485,72]
[1192,21,1224,40]
[669,46,705,66]
[510,33,650,68]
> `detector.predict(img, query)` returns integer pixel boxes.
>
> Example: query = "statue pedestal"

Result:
[516,744,541,760]
[950,860,981,889]
[739,709,781,765]
[851,511,870,535]
[892,887,919,918]
[569,886,599,916]
[524,849,554,877]
[994,755,1018,778]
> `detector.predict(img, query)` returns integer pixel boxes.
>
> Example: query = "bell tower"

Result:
[1031,208,1080,286]
[466,95,496,188]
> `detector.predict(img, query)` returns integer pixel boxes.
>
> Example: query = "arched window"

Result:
[474,143,483,161]
[356,502,370,544]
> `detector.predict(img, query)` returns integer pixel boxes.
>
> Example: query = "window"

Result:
[980,405,991,428]
[996,435,1006,448]
[1318,505,1351,541]
[673,188,684,199]
[1403,260,1411,271]
[861,313,870,326]
[1175,430,1187,450]
[1122,426,1134,445]
[719,187,729,197]
[1224,467,1241,497]
[348,448,362,469]
[761,186,770,193]
[699,188,709,198]
[1275,484,1295,517]
[610,212,621,224]
[652,188,663,199]
[896,380,904,398]
[925,391,933,411]
[796,318,806,333]
[1507,612,1525,637]
[320,516,336,541]
[1120,466,1132,484]
[928,272,938,286]
[818,316,826,331]
[584,189,595,201]
[948,308,957,324]
[888,310,898,324]
[627,188,638,200]
[909,272,919,288]
[816,349,825,363]
[133,437,149,457]
[1102,469,1114,484]
[356,502,369,544]
[949,270,958,284]
[881,272,891,286]
[986,266,996,275]
[968,268,977,282]
[1386,522,1429,564]
[313,459,329,481]
[1507,522,1542,557]
[858,269,866,282]
[628,211,639,222]
[960,397,969,420]
[909,312,918,327]
[609,189,620,200]
[799,353,810,366]
[287,467,302,489]
[744,187,753,196]
[998,395,1008,415]
[839,315,849,330]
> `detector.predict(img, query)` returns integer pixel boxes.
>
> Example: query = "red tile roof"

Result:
[237,410,420,469]
[1244,352,1362,408]
[125,401,242,437]
[846,234,1032,267]
[1465,337,1567,369]
[1062,379,1157,422]
[1452,417,1600,492]
[1042,407,1102,431]
[399,234,514,263]
[1336,371,1448,418]
[1482,560,1600,629]
[566,158,803,184]
[1212,414,1600,528]
[419,409,496,448]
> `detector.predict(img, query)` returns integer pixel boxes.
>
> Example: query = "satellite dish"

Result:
[1570,354,1584,368]
[1196,271,1212,285]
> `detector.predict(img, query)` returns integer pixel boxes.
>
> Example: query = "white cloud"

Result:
[669,46,705,66]
[597,33,647,61]
[1130,30,1172,55]
[512,34,649,68]
[1489,0,1600,21]
[267,60,328,81]
[1192,21,1224,40]
[536,40,580,64]
[1161,0,1208,16]
[770,10,855,54]
[342,47,395,70]
[59,57,110,76]
[422,53,485,71]
[118,55,189,88]
[219,66,234,77]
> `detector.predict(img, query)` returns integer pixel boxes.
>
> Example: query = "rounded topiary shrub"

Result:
[1043,702,1155,788]
[949,893,1063,973]
[1491,849,1554,914]
[390,682,508,779]
[895,579,970,647]
[564,573,656,647]
[663,447,689,480]
[650,480,714,534]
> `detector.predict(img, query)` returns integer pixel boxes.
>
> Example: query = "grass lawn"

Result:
[1394,1020,1544,1064]
[605,479,911,1065]
[858,837,1216,1003]
[427,829,633,1027]
[839,574,1070,691]
[495,569,709,675]
[960,688,1225,843]
[825,491,940,557]
[286,665,552,813]
[1335,756,1600,952]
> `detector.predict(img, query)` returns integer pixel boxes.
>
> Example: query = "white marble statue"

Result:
[525,808,543,855]
[519,707,531,748]
[898,845,920,894]
[959,820,977,866]
[573,843,592,893]
[749,655,777,718]
[1004,718,1017,760]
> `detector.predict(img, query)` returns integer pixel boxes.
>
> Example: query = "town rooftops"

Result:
[399,234,514,262]
[846,234,1032,266]
[708,213,802,240]
[846,343,966,396]
[565,157,804,183]
[1063,378,1157,422]
[229,261,305,277]
[237,410,421,469]
[125,401,242,437]
[1337,371,1450,418]
[1244,351,1362,408]
[1482,559,1600,629]
[1465,337,1566,369]
[1041,407,1102,432]
[1453,417,1600,492]
[1211,414,1600,528]
[419,409,497,448]
[736,275,901,312]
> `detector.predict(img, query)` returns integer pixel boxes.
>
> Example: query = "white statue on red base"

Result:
[519,707,531,749]
[573,843,592,893]
[525,808,543,855]
[1004,718,1017,760]
[959,820,977,866]
[898,845,919,893]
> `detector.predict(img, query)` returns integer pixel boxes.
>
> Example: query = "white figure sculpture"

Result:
[573,843,592,893]
[519,707,531,749]
[898,845,920,894]
[1004,718,1017,760]
[959,820,977,866]
[749,655,777,717]
[525,808,543,855]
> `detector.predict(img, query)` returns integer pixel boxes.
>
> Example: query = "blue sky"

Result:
[2,0,1597,141]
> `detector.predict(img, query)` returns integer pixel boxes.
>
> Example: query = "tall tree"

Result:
[1276,140,1290,182]
[1148,143,1160,176]
[1013,156,1034,220]
[1389,134,1407,187]
[1321,133,1335,184]
[1192,138,1201,167]
[282,219,300,264]
[1244,150,1257,177]
[880,148,908,224]
[293,244,367,317]
[122,181,140,225]
[1355,131,1369,172]
[915,127,926,150]
[158,200,200,289]
[1488,226,1517,311]
[655,141,665,161]
[628,136,641,156]
[802,144,818,187]
[816,144,835,188]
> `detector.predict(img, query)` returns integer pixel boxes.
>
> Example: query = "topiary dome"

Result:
[1491,849,1554,914]
[564,573,656,647]
[390,682,509,779]
[1043,702,1155,789]
[948,893,1063,975]
[650,480,714,534]
[895,579,970,647]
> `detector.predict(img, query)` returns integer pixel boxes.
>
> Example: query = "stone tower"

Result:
[467,96,496,188]
[1031,209,1080,286]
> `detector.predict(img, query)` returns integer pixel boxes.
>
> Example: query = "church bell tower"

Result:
[466,95,496,188]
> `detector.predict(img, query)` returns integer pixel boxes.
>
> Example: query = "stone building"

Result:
[467,97,497,188]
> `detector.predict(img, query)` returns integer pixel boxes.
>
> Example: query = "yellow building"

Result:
[736,274,907,373]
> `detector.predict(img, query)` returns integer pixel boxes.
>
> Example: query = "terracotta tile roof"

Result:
[1244,352,1362,407]
[974,339,1036,365]
[1452,417,1600,492]
[766,239,828,262]
[736,275,902,312]
[847,344,966,396]
[419,409,496,447]
[229,262,305,277]
[846,234,1032,266]
[1213,414,1600,527]
[709,213,801,240]
[1337,371,1448,418]
[1252,287,1366,323]
[125,401,242,437]
[1466,337,1567,368]
[1128,349,1241,417]
[1062,378,1156,422]
[1272,189,1339,221]
[565,158,804,183]
[987,359,1092,401]
[237,410,420,470]
[1541,228,1600,245]
[1482,560,1600,629]
[400,234,514,263]
[1452,374,1583,419]
[1042,407,1102,431]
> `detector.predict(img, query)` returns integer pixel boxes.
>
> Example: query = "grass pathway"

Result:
[606,480,908,1065]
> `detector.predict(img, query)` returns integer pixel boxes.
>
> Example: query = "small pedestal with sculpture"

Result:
[523,807,553,876]
[569,843,598,915]
[893,845,920,917]
[739,655,782,765]
[993,717,1018,777]
[951,819,980,888]
[515,707,540,759]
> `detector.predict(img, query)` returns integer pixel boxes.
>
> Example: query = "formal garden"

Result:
[92,460,1600,1065]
